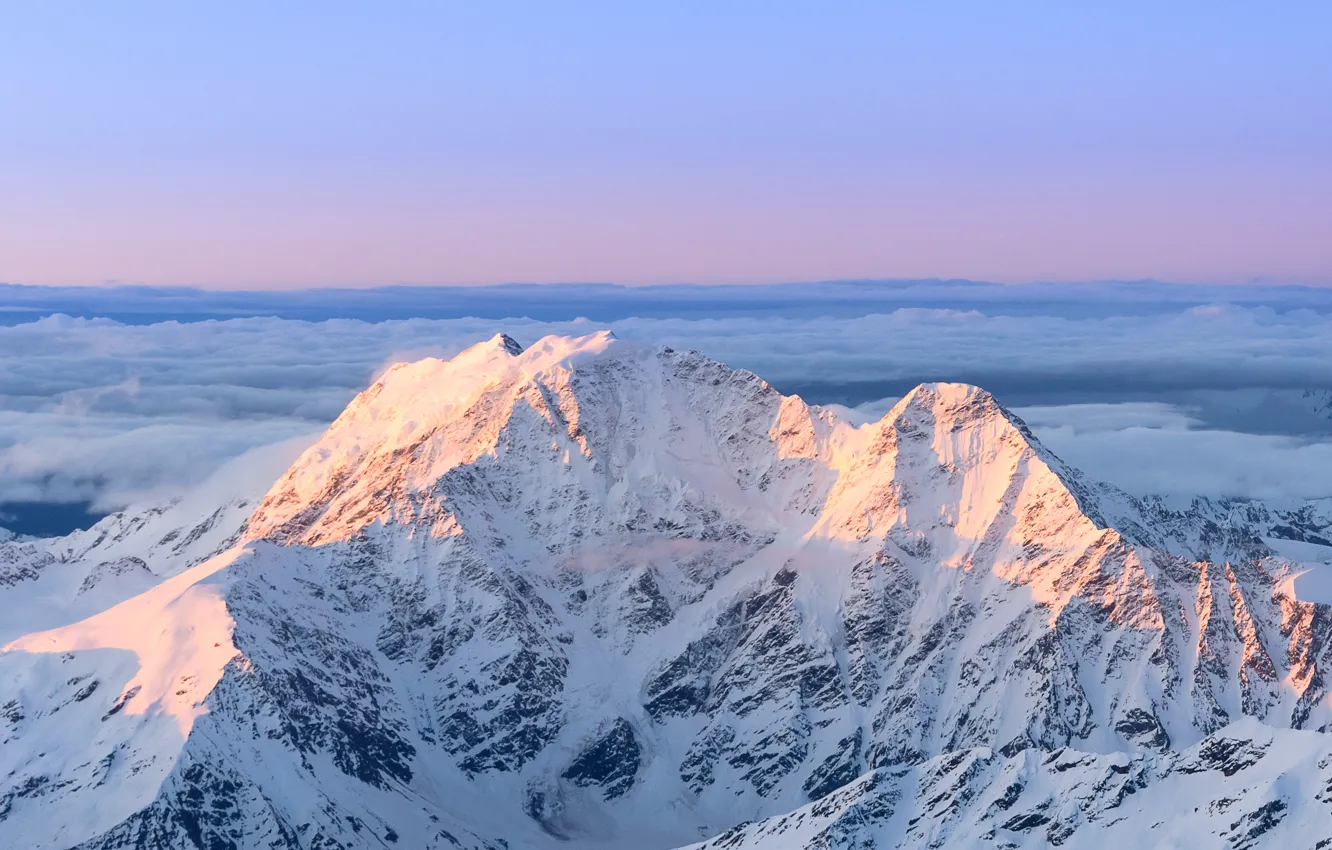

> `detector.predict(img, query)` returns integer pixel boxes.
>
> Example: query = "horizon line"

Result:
[4,276,1332,295]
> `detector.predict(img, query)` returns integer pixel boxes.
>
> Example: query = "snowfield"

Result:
[4,332,1332,849]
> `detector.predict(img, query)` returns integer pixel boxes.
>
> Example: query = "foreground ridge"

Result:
[2,332,1331,849]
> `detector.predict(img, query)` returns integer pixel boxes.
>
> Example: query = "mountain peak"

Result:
[894,381,1007,425]
[449,331,524,367]
[882,381,1051,467]
[246,331,631,543]
[491,332,525,356]
[248,333,1140,599]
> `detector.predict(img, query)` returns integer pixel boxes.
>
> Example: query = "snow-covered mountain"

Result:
[4,331,1332,849]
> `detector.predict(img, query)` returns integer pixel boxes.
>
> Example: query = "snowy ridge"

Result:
[3,332,1332,848]
[686,718,1332,849]
[0,437,307,644]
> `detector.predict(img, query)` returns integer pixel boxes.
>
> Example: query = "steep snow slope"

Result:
[1,547,249,846]
[3,332,1332,849]
[0,437,310,643]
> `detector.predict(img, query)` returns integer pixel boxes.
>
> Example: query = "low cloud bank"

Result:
[1015,403,1332,504]
[2,301,1331,512]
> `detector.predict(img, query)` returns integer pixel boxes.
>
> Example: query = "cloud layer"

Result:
[2,300,1331,514]
[1015,403,1332,504]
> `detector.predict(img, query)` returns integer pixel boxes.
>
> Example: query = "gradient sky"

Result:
[2,2,1329,289]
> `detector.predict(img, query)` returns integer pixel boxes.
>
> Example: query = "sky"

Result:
[3,2,1330,288]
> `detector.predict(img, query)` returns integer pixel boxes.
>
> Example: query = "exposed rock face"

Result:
[686,719,1326,850]
[4,332,1332,849]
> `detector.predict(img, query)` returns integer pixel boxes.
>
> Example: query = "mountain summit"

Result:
[3,334,1332,849]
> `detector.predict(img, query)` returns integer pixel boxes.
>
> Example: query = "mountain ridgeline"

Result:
[4,332,1332,849]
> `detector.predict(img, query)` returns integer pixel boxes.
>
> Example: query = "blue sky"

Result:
[2,2,1329,288]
